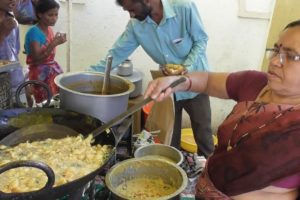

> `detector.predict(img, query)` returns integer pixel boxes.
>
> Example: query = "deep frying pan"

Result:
[0,108,119,200]
[1,76,186,145]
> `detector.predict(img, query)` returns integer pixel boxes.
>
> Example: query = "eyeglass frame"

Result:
[265,48,300,65]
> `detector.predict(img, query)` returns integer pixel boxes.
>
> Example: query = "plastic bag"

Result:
[14,0,37,25]
[144,99,174,145]
[133,129,156,150]
[145,70,175,145]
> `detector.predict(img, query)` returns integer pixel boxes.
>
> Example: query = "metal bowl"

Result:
[134,144,184,166]
[161,64,186,75]
[105,158,188,200]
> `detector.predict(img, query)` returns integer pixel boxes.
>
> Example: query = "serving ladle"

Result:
[101,55,113,95]
[0,77,186,146]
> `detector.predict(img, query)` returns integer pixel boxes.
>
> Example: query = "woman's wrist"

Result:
[183,75,192,91]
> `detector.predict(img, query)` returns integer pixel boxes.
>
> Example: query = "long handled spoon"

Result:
[101,55,113,95]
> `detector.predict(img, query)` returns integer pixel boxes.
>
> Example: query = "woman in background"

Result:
[24,0,66,103]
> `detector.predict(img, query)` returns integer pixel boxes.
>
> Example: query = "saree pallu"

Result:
[28,61,63,103]
[202,101,300,196]
[196,163,232,200]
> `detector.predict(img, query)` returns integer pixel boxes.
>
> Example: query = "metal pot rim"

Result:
[111,68,144,82]
[54,71,135,97]
[134,144,184,166]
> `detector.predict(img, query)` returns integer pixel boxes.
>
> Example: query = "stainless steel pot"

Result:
[105,158,188,200]
[134,144,184,166]
[54,71,135,123]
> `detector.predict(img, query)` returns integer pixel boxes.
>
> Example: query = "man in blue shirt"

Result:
[90,0,214,158]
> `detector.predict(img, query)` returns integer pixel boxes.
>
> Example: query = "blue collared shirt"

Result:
[90,0,210,100]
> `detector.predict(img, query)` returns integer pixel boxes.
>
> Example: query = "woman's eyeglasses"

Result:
[266,48,300,65]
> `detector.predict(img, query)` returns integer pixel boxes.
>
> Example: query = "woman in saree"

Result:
[24,0,66,103]
[144,19,300,200]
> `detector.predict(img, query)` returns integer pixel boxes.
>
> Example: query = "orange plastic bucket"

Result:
[142,101,154,122]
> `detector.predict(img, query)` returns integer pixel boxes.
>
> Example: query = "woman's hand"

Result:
[53,32,67,46]
[144,76,188,102]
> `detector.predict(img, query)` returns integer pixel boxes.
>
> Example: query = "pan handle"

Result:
[15,80,52,108]
[0,160,55,199]
[112,116,133,145]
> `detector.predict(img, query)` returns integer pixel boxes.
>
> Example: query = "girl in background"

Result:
[24,0,66,103]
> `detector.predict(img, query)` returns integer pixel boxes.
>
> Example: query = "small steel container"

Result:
[117,59,133,76]
[134,144,184,166]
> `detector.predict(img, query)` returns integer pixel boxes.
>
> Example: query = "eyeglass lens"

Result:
[266,49,284,65]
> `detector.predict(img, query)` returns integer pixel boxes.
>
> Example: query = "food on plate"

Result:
[0,135,112,193]
[0,60,12,67]
[115,177,177,199]
[164,64,186,75]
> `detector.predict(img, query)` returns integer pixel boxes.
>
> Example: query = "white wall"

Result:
[19,0,272,132]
